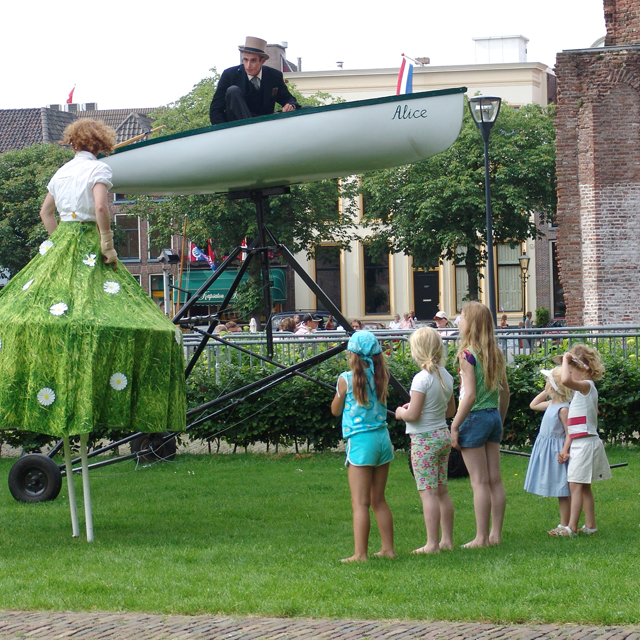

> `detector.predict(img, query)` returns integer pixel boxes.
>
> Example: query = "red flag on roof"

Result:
[67,86,75,104]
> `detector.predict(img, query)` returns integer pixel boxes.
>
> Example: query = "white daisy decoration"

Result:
[175,328,182,344]
[22,279,34,291]
[110,372,128,391]
[37,387,56,406]
[39,240,54,255]
[103,281,120,295]
[83,254,97,267]
[0,338,2,350]
[50,302,68,316]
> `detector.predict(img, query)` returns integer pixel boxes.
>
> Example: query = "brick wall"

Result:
[555,45,640,325]
[604,0,640,45]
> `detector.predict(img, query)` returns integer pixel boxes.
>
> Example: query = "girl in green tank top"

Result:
[450,302,510,549]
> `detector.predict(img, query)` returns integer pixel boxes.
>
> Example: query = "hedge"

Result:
[2,339,639,455]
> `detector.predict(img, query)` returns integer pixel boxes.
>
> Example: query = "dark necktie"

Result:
[251,76,260,90]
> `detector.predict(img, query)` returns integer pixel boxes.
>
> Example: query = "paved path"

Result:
[0,611,639,640]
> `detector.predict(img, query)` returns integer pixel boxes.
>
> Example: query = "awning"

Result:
[178,267,287,305]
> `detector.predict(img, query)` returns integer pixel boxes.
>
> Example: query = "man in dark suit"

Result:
[209,36,301,125]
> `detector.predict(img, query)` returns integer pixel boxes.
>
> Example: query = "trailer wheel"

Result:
[8,454,63,503]
[130,432,177,462]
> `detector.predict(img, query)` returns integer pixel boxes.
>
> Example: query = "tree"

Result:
[360,101,557,301]
[0,144,73,275]
[125,70,357,319]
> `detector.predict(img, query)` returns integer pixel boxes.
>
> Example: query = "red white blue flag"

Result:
[189,242,215,270]
[396,56,413,95]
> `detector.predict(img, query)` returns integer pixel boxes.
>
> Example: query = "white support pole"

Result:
[80,433,94,542]
[63,437,80,538]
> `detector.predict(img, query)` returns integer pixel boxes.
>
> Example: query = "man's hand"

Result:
[282,103,295,113]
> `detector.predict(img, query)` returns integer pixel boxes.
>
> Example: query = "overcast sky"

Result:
[2,0,606,111]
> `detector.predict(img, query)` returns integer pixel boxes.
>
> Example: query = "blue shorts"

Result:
[345,428,394,467]
[458,408,502,448]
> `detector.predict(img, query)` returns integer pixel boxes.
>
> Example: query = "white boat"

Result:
[103,87,466,196]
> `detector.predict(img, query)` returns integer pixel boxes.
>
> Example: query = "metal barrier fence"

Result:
[183,325,640,381]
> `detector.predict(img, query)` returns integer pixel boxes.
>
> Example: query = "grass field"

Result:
[0,447,638,624]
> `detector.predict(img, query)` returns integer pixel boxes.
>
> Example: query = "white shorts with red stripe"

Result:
[567,437,612,484]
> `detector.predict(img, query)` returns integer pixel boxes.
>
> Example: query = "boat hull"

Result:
[103,88,466,196]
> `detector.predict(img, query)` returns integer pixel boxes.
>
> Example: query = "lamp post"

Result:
[519,252,530,324]
[468,95,502,325]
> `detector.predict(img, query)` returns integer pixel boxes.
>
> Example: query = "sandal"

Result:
[579,525,598,535]
[557,525,577,537]
[548,524,565,537]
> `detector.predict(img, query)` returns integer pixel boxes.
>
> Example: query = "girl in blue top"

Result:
[331,331,395,562]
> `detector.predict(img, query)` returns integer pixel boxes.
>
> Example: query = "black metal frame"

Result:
[39,187,410,477]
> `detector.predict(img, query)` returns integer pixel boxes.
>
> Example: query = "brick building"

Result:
[555,0,640,325]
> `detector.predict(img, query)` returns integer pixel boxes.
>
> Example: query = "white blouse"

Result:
[47,151,113,222]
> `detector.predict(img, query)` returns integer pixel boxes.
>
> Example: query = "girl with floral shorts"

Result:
[396,327,456,554]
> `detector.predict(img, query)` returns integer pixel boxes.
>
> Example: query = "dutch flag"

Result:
[396,55,413,95]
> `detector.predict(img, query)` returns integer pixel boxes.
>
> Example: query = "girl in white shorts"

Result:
[555,344,611,537]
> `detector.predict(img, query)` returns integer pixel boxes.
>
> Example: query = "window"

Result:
[113,194,135,204]
[315,245,341,312]
[497,244,522,312]
[454,247,469,312]
[149,274,167,310]
[115,215,140,261]
[363,247,389,315]
[130,274,141,285]
[148,226,165,261]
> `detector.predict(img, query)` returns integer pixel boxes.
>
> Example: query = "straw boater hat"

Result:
[239,37,269,60]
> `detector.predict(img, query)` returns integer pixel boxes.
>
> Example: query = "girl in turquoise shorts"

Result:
[331,331,395,562]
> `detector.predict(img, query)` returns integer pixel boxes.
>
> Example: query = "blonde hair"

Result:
[456,301,506,392]
[349,351,389,406]
[547,367,574,403]
[409,327,447,390]
[61,119,116,156]
[566,343,605,381]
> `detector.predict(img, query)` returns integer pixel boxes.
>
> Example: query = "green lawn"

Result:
[0,447,638,624]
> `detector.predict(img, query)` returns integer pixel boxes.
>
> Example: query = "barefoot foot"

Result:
[439,541,454,551]
[461,538,490,549]
[412,544,440,555]
[341,554,367,563]
[373,549,396,559]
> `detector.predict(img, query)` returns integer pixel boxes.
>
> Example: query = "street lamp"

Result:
[158,248,180,316]
[468,95,502,325]
[519,252,530,324]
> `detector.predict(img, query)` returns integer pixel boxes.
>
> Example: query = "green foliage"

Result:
[360,101,557,300]
[4,340,640,454]
[536,306,550,327]
[0,144,73,274]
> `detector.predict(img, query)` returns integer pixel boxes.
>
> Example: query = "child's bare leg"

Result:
[558,496,571,526]
[438,484,454,550]
[581,484,596,529]
[370,462,395,558]
[568,482,584,532]
[344,465,373,562]
[414,487,440,554]
[460,446,492,547]
[486,442,505,546]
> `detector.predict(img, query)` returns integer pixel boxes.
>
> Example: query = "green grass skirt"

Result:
[0,221,186,437]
